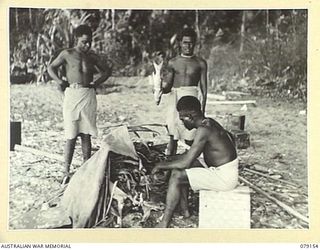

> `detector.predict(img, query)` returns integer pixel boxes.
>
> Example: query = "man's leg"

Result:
[156,169,189,228]
[80,133,92,163]
[166,135,177,156]
[179,185,190,218]
[63,137,77,184]
[178,159,205,217]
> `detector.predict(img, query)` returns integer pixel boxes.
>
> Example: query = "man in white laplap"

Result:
[48,25,111,184]
[161,27,208,156]
[152,96,238,228]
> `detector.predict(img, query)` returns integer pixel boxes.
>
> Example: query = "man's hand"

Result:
[89,81,97,89]
[152,162,167,174]
[58,80,69,92]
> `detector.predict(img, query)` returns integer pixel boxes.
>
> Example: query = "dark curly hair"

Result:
[177,96,201,113]
[74,25,92,39]
[178,27,197,42]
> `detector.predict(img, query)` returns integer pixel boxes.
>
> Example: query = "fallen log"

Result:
[239,176,309,224]
[207,100,256,105]
[224,91,251,96]
[207,93,227,100]
[14,145,82,166]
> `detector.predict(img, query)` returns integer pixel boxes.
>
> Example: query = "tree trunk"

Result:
[275,10,281,40]
[15,8,19,32]
[29,8,32,27]
[111,9,115,30]
[240,11,246,52]
[195,10,201,51]
[266,10,269,35]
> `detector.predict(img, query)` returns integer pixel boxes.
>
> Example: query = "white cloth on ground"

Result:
[166,86,202,141]
[185,158,239,191]
[61,126,138,228]
[63,87,98,139]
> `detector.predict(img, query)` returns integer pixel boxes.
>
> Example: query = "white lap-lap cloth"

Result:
[63,87,98,139]
[186,158,239,191]
[166,86,203,141]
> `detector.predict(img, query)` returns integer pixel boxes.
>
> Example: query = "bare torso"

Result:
[169,56,203,87]
[64,48,96,87]
[200,118,237,167]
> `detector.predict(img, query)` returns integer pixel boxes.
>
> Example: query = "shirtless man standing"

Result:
[48,25,111,184]
[152,96,238,228]
[163,27,207,156]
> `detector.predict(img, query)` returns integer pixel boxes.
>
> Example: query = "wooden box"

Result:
[10,121,21,151]
[199,186,251,229]
[230,129,250,149]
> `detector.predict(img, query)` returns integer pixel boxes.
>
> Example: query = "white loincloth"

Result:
[185,158,239,191]
[166,86,202,141]
[63,87,98,139]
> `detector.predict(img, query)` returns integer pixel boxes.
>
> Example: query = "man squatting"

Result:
[48,25,111,184]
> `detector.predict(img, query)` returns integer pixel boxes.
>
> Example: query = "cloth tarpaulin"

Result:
[61,126,138,228]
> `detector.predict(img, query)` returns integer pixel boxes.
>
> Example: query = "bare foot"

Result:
[180,209,191,218]
[155,221,169,228]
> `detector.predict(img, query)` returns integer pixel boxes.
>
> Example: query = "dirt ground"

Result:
[9,77,308,229]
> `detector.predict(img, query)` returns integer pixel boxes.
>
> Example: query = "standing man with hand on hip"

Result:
[48,25,111,184]
[162,27,208,156]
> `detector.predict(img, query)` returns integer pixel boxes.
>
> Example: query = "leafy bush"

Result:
[9,9,307,101]
[203,11,306,101]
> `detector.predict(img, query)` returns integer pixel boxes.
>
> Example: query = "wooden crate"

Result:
[230,129,250,149]
[199,186,251,229]
[227,114,246,131]
[10,121,21,151]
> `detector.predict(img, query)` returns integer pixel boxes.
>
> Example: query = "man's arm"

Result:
[153,127,208,172]
[91,55,112,87]
[162,60,174,93]
[47,50,66,85]
[199,59,208,114]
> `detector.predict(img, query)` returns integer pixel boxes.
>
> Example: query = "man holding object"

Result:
[162,27,208,156]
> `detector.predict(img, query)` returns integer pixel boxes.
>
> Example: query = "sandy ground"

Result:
[9,77,308,229]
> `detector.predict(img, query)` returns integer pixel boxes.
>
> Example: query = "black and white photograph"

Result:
[8,8,308,230]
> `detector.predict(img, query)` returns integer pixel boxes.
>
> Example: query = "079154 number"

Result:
[300,244,319,248]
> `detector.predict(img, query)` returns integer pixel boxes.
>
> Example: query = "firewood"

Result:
[243,167,303,189]
[239,176,309,224]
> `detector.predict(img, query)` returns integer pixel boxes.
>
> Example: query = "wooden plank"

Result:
[207,93,227,100]
[207,100,256,105]
[224,91,251,96]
